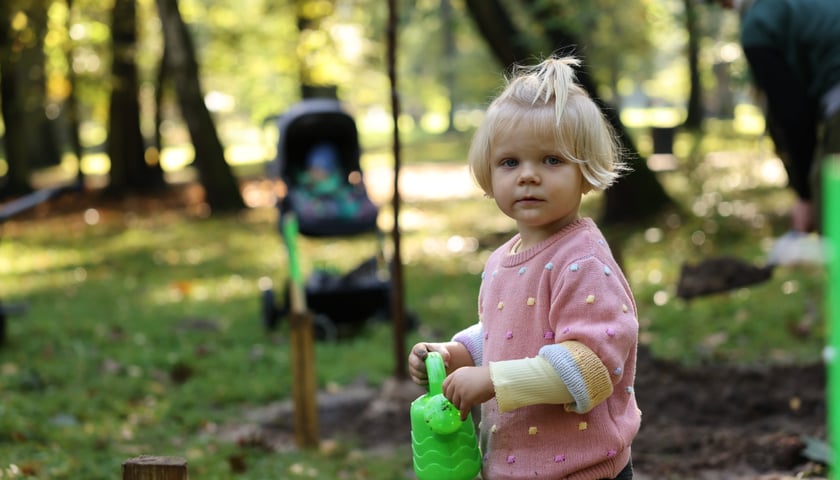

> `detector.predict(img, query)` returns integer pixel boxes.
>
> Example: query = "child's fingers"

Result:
[408,344,431,384]
[412,344,430,360]
[408,342,454,385]
[442,377,471,421]
[418,343,451,367]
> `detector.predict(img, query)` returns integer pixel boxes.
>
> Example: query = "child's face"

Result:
[489,122,586,244]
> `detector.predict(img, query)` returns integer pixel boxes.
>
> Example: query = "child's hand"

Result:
[443,366,495,421]
[408,342,451,385]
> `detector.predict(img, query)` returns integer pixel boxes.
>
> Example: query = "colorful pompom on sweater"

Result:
[453,218,641,480]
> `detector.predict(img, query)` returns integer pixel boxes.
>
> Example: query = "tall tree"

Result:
[64,0,84,185]
[295,0,339,98]
[464,0,674,225]
[441,0,457,133]
[0,0,61,198]
[106,0,165,195]
[155,0,244,212]
[682,0,703,130]
[0,0,31,197]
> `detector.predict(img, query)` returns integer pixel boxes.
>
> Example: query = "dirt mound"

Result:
[632,346,826,478]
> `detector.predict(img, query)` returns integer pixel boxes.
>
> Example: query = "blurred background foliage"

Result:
[1,0,759,191]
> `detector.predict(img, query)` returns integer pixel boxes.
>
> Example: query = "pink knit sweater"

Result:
[453,218,641,480]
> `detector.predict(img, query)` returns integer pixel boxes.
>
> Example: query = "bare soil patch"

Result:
[218,344,827,480]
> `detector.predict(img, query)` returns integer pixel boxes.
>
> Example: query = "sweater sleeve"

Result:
[548,253,637,413]
[452,322,484,367]
[488,341,613,414]
[489,356,573,413]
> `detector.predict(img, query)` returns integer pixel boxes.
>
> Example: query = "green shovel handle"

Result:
[282,214,303,287]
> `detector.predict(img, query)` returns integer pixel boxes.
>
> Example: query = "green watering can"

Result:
[410,352,481,480]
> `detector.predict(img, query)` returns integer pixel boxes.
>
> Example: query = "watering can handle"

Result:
[425,351,446,397]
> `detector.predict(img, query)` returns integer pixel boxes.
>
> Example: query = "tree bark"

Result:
[463,0,529,68]
[0,0,58,198]
[682,0,703,130]
[156,0,244,212]
[107,0,166,195]
[0,45,32,197]
[464,0,674,225]
[153,46,167,157]
[442,0,457,133]
[65,0,85,185]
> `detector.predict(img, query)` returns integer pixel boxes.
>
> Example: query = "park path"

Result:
[363,163,482,204]
[240,162,482,209]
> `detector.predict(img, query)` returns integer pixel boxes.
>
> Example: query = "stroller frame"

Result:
[261,98,392,340]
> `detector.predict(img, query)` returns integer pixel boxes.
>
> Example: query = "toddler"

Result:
[409,56,640,480]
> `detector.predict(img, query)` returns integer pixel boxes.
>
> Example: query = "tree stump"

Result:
[122,456,187,480]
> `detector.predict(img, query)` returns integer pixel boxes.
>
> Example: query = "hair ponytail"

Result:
[528,57,580,127]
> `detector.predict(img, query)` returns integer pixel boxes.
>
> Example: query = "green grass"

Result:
[0,131,828,478]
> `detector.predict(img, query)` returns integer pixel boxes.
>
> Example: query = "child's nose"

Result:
[518,164,540,184]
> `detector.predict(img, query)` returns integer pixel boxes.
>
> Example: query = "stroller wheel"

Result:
[405,310,419,331]
[312,314,338,342]
[261,288,280,331]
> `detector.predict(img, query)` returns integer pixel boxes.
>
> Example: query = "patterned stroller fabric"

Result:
[285,142,378,236]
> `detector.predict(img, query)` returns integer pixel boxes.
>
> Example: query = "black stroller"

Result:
[261,98,393,340]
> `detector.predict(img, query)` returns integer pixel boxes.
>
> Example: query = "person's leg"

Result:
[813,106,840,232]
[745,46,819,231]
[745,47,818,199]
[823,107,840,155]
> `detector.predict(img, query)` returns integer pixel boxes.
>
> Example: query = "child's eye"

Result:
[501,158,519,168]
[545,156,564,165]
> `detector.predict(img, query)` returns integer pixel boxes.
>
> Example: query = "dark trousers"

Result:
[605,460,633,480]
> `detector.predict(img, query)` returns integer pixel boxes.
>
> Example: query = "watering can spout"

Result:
[410,352,481,480]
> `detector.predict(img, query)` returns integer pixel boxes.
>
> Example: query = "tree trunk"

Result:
[0,0,58,198]
[463,0,529,67]
[464,0,674,225]
[156,0,244,212]
[65,0,85,185]
[295,0,338,99]
[107,0,166,195]
[442,0,457,133]
[0,49,32,197]
[682,0,703,130]
[154,47,167,156]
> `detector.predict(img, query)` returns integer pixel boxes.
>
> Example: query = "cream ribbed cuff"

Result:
[490,356,574,413]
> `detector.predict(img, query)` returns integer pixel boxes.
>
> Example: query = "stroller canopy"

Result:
[273,99,378,237]
[275,99,362,183]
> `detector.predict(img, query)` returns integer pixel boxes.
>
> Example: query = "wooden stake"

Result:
[289,282,319,448]
[122,456,187,480]
[283,214,319,448]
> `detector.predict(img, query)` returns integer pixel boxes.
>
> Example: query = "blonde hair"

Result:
[468,56,627,197]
